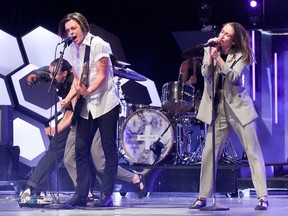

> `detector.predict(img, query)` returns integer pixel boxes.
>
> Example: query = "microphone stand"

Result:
[199,25,229,211]
[45,43,71,209]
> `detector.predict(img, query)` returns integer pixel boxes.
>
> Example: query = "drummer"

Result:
[179,58,204,112]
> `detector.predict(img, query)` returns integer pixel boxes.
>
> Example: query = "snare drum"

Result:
[161,81,195,114]
[121,108,174,165]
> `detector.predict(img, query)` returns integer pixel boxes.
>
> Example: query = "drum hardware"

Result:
[185,135,242,165]
[184,133,205,165]
[149,124,172,165]
[170,114,199,165]
[183,91,193,97]
[174,121,186,164]
[173,117,206,165]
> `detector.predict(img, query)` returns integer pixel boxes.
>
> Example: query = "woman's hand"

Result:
[209,47,219,59]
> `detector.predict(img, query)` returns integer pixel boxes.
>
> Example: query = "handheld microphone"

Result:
[202,41,219,47]
[59,35,74,44]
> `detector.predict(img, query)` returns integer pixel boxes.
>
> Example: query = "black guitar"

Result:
[71,62,88,127]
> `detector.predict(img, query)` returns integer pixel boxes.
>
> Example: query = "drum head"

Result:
[121,109,174,165]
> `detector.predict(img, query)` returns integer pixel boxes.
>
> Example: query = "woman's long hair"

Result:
[226,22,255,65]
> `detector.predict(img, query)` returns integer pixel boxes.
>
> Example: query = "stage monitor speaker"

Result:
[0,105,13,146]
[0,145,20,180]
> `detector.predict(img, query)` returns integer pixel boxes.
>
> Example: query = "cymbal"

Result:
[115,60,131,67]
[181,45,204,59]
[114,67,147,81]
[110,54,131,67]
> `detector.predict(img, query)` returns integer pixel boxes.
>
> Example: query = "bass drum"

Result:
[121,109,174,165]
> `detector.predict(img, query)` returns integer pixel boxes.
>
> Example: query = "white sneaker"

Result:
[20,188,31,202]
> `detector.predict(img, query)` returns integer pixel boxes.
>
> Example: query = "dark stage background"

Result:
[1,0,287,93]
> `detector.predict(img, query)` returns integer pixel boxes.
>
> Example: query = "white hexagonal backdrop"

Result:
[11,63,61,120]
[0,77,12,105]
[0,29,24,76]
[13,111,50,167]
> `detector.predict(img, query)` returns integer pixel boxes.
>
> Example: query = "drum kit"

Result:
[113,47,239,166]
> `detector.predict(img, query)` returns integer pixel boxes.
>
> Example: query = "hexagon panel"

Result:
[11,64,61,120]
[0,29,24,76]
[0,77,12,105]
[116,76,161,107]
[21,26,67,66]
[13,111,50,167]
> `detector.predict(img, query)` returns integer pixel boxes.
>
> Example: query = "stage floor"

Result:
[0,191,287,216]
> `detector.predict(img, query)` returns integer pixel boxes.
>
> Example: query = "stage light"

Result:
[250,0,258,8]
[198,2,212,28]
[248,0,262,27]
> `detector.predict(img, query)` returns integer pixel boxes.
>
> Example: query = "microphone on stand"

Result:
[58,35,74,44]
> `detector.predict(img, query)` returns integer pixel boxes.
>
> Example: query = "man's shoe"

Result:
[255,198,269,210]
[20,188,31,202]
[93,194,113,207]
[189,197,207,209]
[65,194,87,207]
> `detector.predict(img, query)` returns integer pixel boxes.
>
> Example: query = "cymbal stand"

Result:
[173,113,195,164]
[186,124,206,164]
[115,77,130,163]
[175,118,185,164]
[115,77,122,149]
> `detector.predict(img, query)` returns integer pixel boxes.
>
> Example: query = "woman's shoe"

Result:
[134,174,147,198]
[255,198,269,210]
[65,194,87,207]
[189,197,207,209]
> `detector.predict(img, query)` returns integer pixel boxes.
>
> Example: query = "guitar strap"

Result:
[83,36,94,87]
[70,37,94,127]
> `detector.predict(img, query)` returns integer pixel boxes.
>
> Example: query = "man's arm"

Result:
[45,109,73,136]
[27,66,51,86]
